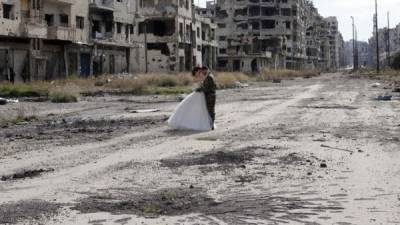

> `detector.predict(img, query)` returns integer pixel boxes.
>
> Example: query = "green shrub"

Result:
[0,83,48,97]
[391,53,400,70]
[50,92,79,103]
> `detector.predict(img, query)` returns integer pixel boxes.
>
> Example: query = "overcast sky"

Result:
[196,0,400,42]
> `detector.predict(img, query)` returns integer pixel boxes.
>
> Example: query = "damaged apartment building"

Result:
[0,0,217,82]
[135,0,217,72]
[0,0,140,82]
[211,0,345,72]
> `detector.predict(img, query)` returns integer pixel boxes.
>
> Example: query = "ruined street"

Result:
[0,73,399,225]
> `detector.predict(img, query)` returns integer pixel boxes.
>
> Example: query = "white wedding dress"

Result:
[168,92,213,131]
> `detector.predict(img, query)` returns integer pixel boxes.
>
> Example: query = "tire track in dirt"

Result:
[0,83,323,205]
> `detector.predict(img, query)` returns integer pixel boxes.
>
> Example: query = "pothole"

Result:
[160,150,256,168]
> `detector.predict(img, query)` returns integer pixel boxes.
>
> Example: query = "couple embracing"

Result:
[168,66,216,132]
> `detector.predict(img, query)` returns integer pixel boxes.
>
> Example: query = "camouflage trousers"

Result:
[205,93,216,126]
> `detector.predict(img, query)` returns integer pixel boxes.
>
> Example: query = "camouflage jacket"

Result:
[196,73,217,96]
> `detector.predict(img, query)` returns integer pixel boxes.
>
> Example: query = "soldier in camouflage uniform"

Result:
[193,66,217,130]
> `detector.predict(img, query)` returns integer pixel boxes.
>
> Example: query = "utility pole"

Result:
[355,26,359,70]
[375,0,380,73]
[387,11,391,67]
[352,17,355,69]
[144,20,148,73]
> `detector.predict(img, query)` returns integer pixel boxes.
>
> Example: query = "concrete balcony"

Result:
[20,22,47,39]
[89,0,114,12]
[0,19,20,36]
[47,26,76,41]
[44,0,74,5]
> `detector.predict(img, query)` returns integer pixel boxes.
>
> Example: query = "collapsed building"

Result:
[135,0,218,72]
[368,23,400,68]
[0,0,346,82]
[210,0,345,72]
[0,0,217,82]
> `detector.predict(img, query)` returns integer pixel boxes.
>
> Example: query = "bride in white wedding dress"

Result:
[168,67,216,132]
[167,91,213,131]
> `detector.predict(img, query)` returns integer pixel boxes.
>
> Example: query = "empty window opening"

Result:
[139,19,175,36]
[262,20,275,29]
[45,14,54,26]
[147,43,170,56]
[59,14,69,27]
[76,16,84,29]
[2,4,14,19]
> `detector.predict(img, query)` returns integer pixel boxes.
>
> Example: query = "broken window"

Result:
[59,14,69,27]
[179,22,183,39]
[31,0,41,10]
[147,43,170,56]
[281,8,291,16]
[117,22,122,34]
[250,21,259,30]
[105,21,113,32]
[285,21,291,29]
[45,14,54,26]
[237,23,248,30]
[216,9,228,19]
[261,7,277,16]
[261,20,275,29]
[217,23,226,28]
[234,8,247,17]
[249,6,260,17]
[186,24,191,40]
[2,4,14,19]
[139,19,175,36]
[76,16,84,29]
[92,20,100,38]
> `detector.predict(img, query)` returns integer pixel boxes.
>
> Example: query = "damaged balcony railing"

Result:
[47,26,76,42]
[89,0,115,11]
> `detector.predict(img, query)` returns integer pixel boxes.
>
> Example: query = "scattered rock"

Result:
[272,79,282,83]
[234,175,257,183]
[0,98,6,105]
[320,163,327,168]
[131,109,160,113]
[376,95,392,101]
[371,83,381,88]
[160,150,255,168]
[1,168,54,181]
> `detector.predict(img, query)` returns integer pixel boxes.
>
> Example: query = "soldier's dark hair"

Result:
[192,66,209,76]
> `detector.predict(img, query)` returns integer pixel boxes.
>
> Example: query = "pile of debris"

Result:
[0,97,19,105]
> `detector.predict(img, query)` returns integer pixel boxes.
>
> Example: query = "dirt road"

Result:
[1,73,399,225]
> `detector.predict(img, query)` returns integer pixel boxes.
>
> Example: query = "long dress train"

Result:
[168,92,213,131]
